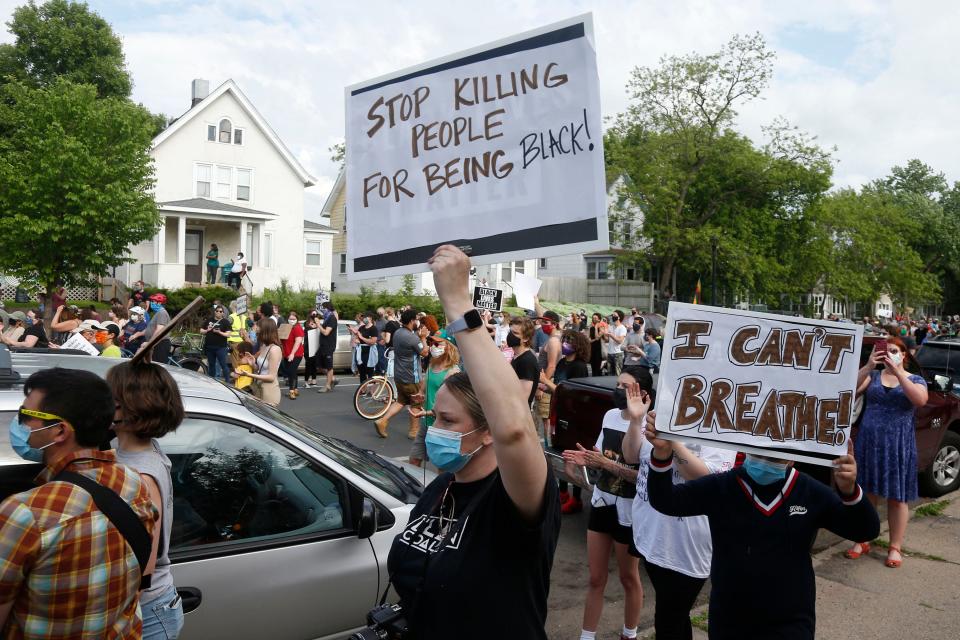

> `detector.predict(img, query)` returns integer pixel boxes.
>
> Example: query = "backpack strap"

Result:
[55,469,153,590]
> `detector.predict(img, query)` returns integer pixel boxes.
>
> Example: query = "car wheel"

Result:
[919,430,960,497]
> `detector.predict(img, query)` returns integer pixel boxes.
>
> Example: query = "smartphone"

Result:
[874,338,888,368]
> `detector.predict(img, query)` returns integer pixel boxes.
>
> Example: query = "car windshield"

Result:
[240,396,407,500]
[916,343,959,383]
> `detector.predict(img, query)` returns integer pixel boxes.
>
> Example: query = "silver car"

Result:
[0,348,433,639]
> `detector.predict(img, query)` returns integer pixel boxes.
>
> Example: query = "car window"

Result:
[916,344,960,383]
[242,398,409,500]
[338,324,352,338]
[162,417,348,552]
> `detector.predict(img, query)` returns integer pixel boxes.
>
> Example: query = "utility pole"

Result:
[711,236,718,307]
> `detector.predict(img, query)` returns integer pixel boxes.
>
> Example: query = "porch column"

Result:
[155,217,166,263]
[177,215,186,264]
[239,221,248,258]
[256,223,265,267]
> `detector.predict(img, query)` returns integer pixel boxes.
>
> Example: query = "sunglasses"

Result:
[19,407,64,424]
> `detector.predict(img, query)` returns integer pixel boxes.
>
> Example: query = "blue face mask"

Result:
[9,416,60,463]
[742,455,789,485]
[149,301,162,312]
[425,427,484,473]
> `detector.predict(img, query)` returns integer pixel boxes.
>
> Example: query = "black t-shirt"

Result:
[383,320,401,347]
[130,289,146,308]
[359,323,379,356]
[555,358,589,383]
[511,350,541,404]
[387,469,560,640]
[18,323,48,349]
[202,317,232,349]
[319,315,338,355]
[589,326,602,358]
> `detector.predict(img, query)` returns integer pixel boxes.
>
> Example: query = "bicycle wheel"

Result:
[354,377,394,420]
[174,356,208,375]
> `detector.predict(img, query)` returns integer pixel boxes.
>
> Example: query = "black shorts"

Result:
[587,504,632,546]
[318,353,334,369]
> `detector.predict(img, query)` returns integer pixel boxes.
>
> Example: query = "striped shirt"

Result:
[0,449,158,640]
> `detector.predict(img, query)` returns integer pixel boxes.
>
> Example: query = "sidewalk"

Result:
[680,496,960,639]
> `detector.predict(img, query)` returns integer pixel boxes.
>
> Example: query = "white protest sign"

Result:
[315,290,329,309]
[511,272,542,310]
[345,14,608,280]
[234,295,247,315]
[60,332,100,356]
[307,329,320,358]
[654,303,863,466]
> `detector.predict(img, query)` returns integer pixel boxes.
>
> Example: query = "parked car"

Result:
[0,347,433,640]
[546,335,960,497]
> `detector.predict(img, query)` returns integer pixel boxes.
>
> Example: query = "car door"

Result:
[163,415,378,640]
[334,323,354,370]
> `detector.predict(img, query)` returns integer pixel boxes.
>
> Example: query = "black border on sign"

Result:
[350,23,586,96]
[354,218,597,273]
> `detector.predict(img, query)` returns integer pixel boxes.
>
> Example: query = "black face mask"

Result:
[612,387,628,410]
[506,333,522,348]
[632,323,642,333]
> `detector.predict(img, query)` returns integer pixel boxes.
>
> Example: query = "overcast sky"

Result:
[2,0,958,219]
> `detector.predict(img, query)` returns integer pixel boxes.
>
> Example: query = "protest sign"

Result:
[59,332,100,356]
[473,286,503,311]
[654,303,864,466]
[511,272,542,310]
[345,14,608,279]
[234,295,247,315]
[315,290,329,310]
[307,329,320,357]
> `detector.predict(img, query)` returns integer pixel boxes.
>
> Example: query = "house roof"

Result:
[304,220,337,234]
[151,79,317,186]
[158,197,277,217]
[321,169,345,216]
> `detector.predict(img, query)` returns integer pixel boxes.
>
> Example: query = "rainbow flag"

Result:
[693,278,702,305]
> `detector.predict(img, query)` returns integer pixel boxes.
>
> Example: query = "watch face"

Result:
[465,309,483,329]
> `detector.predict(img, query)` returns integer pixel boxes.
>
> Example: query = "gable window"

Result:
[218,119,232,143]
[207,125,216,141]
[305,240,322,266]
[195,164,212,198]
[234,128,243,145]
[339,253,347,274]
[216,166,232,199]
[236,169,251,201]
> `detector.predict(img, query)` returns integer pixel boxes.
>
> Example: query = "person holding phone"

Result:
[846,336,927,567]
[562,367,647,640]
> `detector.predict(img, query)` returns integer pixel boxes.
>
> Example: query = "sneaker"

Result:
[305,380,314,388]
[318,386,332,393]
[561,498,582,515]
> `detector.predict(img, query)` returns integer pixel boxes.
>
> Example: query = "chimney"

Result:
[191,79,210,107]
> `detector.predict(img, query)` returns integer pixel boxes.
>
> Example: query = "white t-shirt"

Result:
[590,409,638,526]
[494,324,511,347]
[231,256,247,273]
[632,438,736,578]
[606,324,627,355]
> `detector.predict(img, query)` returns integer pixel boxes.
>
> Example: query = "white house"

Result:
[325,170,537,295]
[115,79,334,293]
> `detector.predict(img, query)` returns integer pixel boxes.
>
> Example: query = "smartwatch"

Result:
[446,309,484,334]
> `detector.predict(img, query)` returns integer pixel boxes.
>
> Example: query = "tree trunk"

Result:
[658,256,676,297]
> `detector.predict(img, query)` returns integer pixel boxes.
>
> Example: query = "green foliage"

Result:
[400,274,416,297]
[913,499,950,518]
[0,0,132,98]
[0,78,159,301]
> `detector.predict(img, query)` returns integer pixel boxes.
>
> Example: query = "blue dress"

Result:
[854,371,925,502]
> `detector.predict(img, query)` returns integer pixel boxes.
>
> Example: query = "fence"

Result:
[539,276,656,310]
[0,276,99,304]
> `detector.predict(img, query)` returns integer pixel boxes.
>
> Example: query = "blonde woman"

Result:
[408,332,461,466]
[232,317,282,407]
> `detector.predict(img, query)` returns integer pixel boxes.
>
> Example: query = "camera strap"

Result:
[379,470,499,610]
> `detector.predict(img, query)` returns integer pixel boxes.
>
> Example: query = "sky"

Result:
[2,0,958,220]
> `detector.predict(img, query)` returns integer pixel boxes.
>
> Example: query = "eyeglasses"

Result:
[19,407,64,424]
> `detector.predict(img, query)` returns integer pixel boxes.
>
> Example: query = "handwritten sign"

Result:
[234,295,247,315]
[473,286,503,311]
[59,332,100,356]
[315,290,329,311]
[345,14,608,279]
[654,303,863,466]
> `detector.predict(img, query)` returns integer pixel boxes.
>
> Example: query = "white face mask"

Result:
[430,345,446,358]
[288,318,297,324]
[889,353,903,366]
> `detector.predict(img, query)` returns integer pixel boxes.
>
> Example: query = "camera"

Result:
[348,603,409,640]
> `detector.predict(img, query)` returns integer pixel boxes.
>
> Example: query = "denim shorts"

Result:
[141,584,184,640]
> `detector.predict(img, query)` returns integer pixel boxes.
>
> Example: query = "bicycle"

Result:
[353,349,395,420]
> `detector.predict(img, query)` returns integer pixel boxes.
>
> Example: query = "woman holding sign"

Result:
[846,336,928,568]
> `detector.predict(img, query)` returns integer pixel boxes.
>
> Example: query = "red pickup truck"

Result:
[546,336,960,497]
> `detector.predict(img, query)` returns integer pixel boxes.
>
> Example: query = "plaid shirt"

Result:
[0,449,158,640]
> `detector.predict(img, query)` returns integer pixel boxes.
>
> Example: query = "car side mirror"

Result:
[357,496,378,540]
[934,374,953,393]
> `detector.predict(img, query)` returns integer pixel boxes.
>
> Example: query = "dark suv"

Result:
[547,336,960,497]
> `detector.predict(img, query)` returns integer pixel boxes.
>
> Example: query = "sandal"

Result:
[844,542,871,559]
[885,545,903,568]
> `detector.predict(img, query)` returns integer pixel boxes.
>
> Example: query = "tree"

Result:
[0,79,159,307]
[0,0,132,98]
